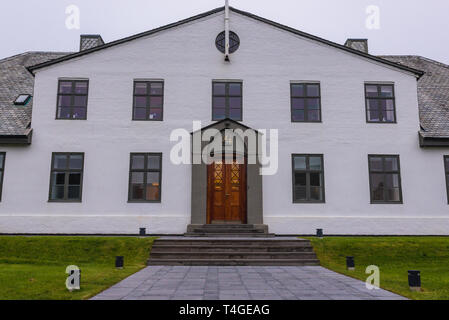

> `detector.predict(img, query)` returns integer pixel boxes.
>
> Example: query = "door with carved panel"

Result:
[207,158,246,224]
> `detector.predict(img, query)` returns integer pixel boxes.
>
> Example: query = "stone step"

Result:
[150,251,318,259]
[184,233,276,238]
[155,239,308,246]
[151,244,314,252]
[147,258,320,266]
[192,228,266,233]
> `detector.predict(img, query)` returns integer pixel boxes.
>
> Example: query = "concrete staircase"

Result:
[147,237,320,266]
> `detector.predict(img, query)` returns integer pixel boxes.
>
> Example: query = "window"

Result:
[368,155,402,203]
[212,81,242,121]
[133,81,164,121]
[56,80,89,119]
[292,154,325,203]
[365,84,396,123]
[129,153,162,202]
[14,94,32,106]
[49,153,84,202]
[444,156,449,203]
[291,83,321,122]
[0,153,5,201]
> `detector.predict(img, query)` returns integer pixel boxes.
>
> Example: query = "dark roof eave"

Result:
[419,131,449,147]
[0,129,33,145]
[27,6,424,78]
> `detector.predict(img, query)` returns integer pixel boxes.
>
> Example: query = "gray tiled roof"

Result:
[380,55,449,138]
[0,51,71,135]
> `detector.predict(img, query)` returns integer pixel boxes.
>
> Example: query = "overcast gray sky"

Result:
[1,0,448,64]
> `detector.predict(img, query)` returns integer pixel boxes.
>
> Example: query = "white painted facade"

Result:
[1,10,448,235]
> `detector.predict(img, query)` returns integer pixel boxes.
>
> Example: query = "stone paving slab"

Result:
[91,266,407,300]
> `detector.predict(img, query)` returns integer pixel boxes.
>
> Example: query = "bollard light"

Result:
[346,256,355,271]
[408,270,421,291]
[116,256,124,269]
[316,229,323,238]
[139,228,146,236]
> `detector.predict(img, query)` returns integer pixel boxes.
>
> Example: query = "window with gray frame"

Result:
[292,154,325,202]
[129,153,162,202]
[57,80,89,119]
[444,156,449,203]
[365,84,396,123]
[0,152,5,201]
[49,153,84,202]
[368,155,402,203]
[291,83,321,122]
[133,81,164,121]
[212,82,242,121]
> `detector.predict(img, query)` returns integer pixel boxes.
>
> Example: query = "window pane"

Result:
[149,83,163,95]
[292,98,305,109]
[134,83,147,95]
[68,186,81,200]
[310,187,323,201]
[295,172,306,186]
[307,98,320,110]
[134,97,147,108]
[74,82,88,94]
[58,107,71,119]
[229,97,241,109]
[68,173,81,185]
[59,82,73,94]
[365,85,378,97]
[58,95,71,107]
[69,155,83,169]
[306,84,319,97]
[309,157,322,170]
[146,172,160,201]
[310,172,321,186]
[72,108,86,119]
[213,97,226,109]
[52,172,66,185]
[307,110,320,121]
[229,83,242,96]
[294,186,307,200]
[150,96,163,108]
[149,108,162,120]
[131,155,145,170]
[53,155,68,169]
[147,155,160,170]
[384,157,398,171]
[369,157,383,171]
[294,157,306,170]
[291,84,304,97]
[380,85,394,97]
[292,109,305,122]
[213,108,226,120]
[51,185,65,200]
[370,173,385,201]
[134,108,146,120]
[445,158,449,172]
[213,83,226,95]
[229,108,241,120]
[385,173,400,188]
[0,155,4,168]
[131,184,144,200]
[73,96,87,107]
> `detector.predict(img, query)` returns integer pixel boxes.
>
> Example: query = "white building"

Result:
[1,6,448,235]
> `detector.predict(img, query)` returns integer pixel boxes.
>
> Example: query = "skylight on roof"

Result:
[14,94,31,106]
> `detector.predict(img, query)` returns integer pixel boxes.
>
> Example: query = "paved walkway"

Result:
[91,266,406,300]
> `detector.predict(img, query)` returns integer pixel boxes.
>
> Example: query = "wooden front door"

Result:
[207,159,247,224]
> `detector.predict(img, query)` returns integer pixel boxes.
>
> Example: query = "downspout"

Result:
[224,0,230,62]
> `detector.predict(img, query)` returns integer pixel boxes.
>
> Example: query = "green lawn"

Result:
[0,236,156,300]
[306,236,449,300]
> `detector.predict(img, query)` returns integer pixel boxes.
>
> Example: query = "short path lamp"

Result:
[115,256,124,269]
[408,270,421,291]
[346,256,355,271]
[139,228,146,236]
[316,229,323,238]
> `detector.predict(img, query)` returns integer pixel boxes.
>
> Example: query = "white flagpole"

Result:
[224,0,230,61]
